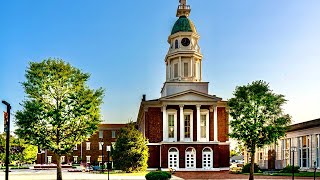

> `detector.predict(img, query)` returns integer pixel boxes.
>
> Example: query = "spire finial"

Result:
[177,0,191,17]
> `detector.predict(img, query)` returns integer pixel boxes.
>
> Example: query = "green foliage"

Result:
[228,80,291,179]
[14,59,104,179]
[280,165,300,173]
[145,171,171,180]
[112,122,149,172]
[242,163,260,173]
[0,133,37,164]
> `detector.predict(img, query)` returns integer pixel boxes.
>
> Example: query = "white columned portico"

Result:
[180,105,184,142]
[162,105,167,142]
[196,105,201,141]
[213,104,218,142]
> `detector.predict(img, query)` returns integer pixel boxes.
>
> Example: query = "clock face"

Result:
[181,38,190,46]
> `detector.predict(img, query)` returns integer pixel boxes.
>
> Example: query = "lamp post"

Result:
[107,145,111,180]
[291,146,297,180]
[314,161,316,180]
[100,138,104,173]
[2,100,11,180]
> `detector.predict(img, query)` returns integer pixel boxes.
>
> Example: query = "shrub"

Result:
[145,171,172,180]
[242,163,260,173]
[280,165,300,173]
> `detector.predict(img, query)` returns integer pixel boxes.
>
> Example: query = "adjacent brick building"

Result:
[37,123,125,165]
[136,0,230,171]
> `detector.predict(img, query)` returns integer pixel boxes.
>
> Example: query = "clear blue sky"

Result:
[1,0,319,131]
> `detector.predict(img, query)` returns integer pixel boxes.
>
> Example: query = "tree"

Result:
[15,59,104,180]
[228,80,291,180]
[112,122,148,172]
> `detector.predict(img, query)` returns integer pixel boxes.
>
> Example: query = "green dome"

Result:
[171,16,197,35]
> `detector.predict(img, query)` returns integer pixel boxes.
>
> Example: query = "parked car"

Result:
[229,163,243,173]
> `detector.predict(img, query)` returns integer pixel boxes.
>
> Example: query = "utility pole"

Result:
[2,100,11,180]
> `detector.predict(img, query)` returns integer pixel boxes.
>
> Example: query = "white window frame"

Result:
[167,109,177,142]
[281,138,291,167]
[168,147,179,169]
[317,134,320,168]
[61,156,65,163]
[99,131,103,138]
[298,135,310,168]
[183,109,193,142]
[86,156,91,163]
[73,156,78,163]
[185,147,196,169]
[74,144,78,150]
[202,147,213,169]
[199,110,209,142]
[99,142,103,150]
[47,156,52,164]
[112,131,116,138]
[86,142,91,150]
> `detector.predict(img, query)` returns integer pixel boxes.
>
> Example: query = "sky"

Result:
[0,0,319,132]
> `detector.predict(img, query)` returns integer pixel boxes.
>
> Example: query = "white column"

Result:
[214,105,218,142]
[196,105,201,141]
[180,105,184,142]
[162,105,167,142]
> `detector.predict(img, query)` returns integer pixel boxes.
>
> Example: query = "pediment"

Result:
[160,90,221,102]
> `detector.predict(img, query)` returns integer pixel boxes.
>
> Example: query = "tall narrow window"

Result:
[73,156,78,163]
[184,63,188,77]
[86,156,91,163]
[185,148,196,169]
[299,136,310,168]
[196,62,200,79]
[200,115,206,138]
[175,39,179,49]
[86,142,91,150]
[168,115,174,138]
[99,131,103,138]
[99,142,103,150]
[184,115,190,138]
[168,148,179,169]
[174,63,178,78]
[61,156,65,163]
[112,131,116,138]
[48,156,52,164]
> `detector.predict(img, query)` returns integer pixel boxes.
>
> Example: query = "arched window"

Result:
[185,147,196,169]
[202,147,213,169]
[175,39,179,49]
[168,148,179,169]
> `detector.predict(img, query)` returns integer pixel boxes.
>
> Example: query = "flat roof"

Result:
[288,118,320,132]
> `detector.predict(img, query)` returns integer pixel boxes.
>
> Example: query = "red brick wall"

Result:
[218,107,228,142]
[146,107,162,143]
[218,145,230,167]
[156,144,228,169]
[148,145,160,168]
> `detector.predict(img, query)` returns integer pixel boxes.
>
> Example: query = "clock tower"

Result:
[162,0,205,97]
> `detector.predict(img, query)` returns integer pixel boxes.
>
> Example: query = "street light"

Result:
[2,100,11,180]
[107,145,111,180]
[314,161,316,180]
[291,146,297,180]
[100,138,104,173]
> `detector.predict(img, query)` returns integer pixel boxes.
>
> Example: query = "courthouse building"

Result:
[244,118,320,170]
[136,0,230,171]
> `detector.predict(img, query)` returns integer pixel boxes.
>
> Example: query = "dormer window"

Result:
[175,39,179,49]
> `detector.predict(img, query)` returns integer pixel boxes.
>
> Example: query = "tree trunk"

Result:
[56,154,62,180]
[249,152,255,180]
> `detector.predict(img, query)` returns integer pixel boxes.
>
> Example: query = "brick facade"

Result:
[37,124,125,165]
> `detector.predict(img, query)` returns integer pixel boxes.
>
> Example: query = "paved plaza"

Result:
[0,169,183,180]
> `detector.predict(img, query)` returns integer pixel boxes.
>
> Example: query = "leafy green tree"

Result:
[112,122,148,172]
[228,80,291,180]
[15,59,104,180]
